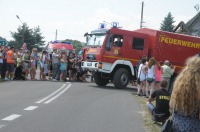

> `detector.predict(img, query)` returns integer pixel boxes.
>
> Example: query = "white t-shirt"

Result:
[52,52,59,64]
[147,65,155,79]
[138,64,146,81]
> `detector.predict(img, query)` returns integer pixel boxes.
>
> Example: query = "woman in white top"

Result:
[144,57,156,98]
[136,58,147,96]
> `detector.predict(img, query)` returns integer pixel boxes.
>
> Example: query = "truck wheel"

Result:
[94,72,109,86]
[113,68,129,89]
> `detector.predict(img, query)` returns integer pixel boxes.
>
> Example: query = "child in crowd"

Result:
[40,51,50,80]
[30,55,37,80]
[22,51,30,80]
[59,53,67,81]
[16,53,22,67]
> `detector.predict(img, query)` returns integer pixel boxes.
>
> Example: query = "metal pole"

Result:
[16,15,24,44]
[140,1,144,28]
[16,15,23,24]
[55,29,57,40]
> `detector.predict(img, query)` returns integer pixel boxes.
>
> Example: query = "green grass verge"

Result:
[134,94,161,132]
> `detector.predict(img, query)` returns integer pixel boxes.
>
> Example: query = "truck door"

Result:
[104,34,123,63]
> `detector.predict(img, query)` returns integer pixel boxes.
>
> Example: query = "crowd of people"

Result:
[134,54,200,131]
[135,55,175,98]
[0,43,89,82]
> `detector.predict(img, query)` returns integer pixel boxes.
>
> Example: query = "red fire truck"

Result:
[82,24,200,88]
[46,40,74,53]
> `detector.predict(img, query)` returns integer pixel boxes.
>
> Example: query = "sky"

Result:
[0,0,199,44]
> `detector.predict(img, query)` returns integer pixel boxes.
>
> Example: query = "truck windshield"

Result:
[87,34,106,46]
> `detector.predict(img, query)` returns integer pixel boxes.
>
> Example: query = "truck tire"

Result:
[113,68,129,89]
[94,72,109,86]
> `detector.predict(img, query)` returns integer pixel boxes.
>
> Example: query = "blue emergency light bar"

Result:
[111,22,119,28]
[98,22,120,29]
[99,23,107,29]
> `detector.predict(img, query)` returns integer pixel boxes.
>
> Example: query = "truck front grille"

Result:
[86,54,96,61]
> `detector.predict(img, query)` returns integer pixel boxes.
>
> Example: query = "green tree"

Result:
[64,39,86,54]
[10,23,45,51]
[160,12,175,32]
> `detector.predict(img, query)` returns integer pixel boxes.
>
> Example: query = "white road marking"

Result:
[0,125,6,129]
[2,114,21,121]
[44,84,71,104]
[24,106,38,111]
[36,84,67,104]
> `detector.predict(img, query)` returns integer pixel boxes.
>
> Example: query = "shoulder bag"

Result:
[160,110,174,132]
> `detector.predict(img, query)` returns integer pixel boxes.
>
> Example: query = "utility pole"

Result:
[194,4,199,12]
[140,1,144,28]
[16,15,24,44]
[55,29,57,40]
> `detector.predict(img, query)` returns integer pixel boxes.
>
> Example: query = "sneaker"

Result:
[5,78,9,81]
[152,121,157,124]
[142,94,146,97]
[10,78,13,81]
[135,93,141,97]
[52,79,57,81]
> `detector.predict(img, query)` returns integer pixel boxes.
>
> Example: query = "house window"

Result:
[132,38,144,50]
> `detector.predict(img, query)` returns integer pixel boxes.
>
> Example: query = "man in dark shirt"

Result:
[146,80,170,123]
[114,37,123,47]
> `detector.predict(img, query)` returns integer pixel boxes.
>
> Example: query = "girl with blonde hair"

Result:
[170,56,200,131]
[144,57,156,97]
[136,58,147,96]
[59,53,67,81]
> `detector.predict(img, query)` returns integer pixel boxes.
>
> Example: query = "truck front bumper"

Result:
[81,61,99,70]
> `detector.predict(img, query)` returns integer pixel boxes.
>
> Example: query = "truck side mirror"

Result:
[105,45,111,51]
[105,35,113,51]
[106,38,112,51]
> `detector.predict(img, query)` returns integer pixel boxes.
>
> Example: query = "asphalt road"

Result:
[0,80,146,132]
